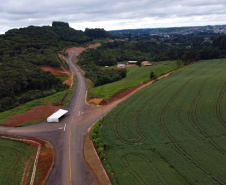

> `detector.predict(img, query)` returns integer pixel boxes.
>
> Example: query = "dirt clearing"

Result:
[3,105,63,127]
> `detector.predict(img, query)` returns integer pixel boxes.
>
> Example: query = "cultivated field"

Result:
[89,60,179,100]
[100,59,226,184]
[0,138,36,185]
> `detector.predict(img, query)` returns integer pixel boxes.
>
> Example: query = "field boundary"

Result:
[0,135,41,185]
[98,65,185,106]
[84,126,112,185]
[0,134,54,185]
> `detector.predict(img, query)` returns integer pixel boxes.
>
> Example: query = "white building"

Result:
[128,61,137,64]
[47,109,68,122]
[117,64,125,68]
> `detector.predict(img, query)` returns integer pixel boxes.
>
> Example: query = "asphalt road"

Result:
[0,50,116,185]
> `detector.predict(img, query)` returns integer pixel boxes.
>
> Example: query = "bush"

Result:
[150,71,157,80]
[91,118,109,161]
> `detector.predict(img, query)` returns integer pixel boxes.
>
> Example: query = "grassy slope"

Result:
[0,138,36,185]
[100,59,226,185]
[89,60,179,100]
[0,76,77,126]
[56,74,69,82]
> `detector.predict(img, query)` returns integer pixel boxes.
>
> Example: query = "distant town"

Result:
[109,25,226,36]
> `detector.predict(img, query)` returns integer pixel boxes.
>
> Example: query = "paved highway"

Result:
[0,50,116,185]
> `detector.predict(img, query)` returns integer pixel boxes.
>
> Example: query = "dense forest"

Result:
[85,28,110,39]
[77,47,127,86]
[77,34,226,87]
[0,21,109,112]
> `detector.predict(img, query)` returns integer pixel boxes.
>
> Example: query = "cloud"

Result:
[0,0,226,33]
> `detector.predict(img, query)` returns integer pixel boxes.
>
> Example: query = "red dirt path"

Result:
[99,67,181,106]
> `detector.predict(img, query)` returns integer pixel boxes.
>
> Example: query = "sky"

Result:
[0,0,226,34]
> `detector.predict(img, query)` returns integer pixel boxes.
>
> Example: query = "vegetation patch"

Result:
[99,59,226,185]
[91,119,113,174]
[0,137,36,185]
[89,60,180,100]
[56,74,69,82]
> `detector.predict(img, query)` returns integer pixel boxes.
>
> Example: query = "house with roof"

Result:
[128,61,137,65]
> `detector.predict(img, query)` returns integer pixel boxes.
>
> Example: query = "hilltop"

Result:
[0,21,109,112]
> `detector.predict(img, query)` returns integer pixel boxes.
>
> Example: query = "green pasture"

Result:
[99,59,226,184]
[89,60,179,100]
[0,138,36,185]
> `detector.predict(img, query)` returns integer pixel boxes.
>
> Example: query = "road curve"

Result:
[0,48,122,185]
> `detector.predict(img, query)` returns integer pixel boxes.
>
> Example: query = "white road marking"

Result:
[59,127,63,130]
[78,111,80,116]
[85,91,89,105]
[64,124,66,131]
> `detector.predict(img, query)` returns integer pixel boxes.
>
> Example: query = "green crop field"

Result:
[99,59,226,185]
[89,60,179,100]
[0,137,36,185]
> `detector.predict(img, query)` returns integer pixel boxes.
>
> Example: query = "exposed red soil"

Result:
[66,46,84,56]
[40,66,68,75]
[66,43,101,56]
[0,134,54,185]
[40,66,73,87]
[35,141,54,185]
[100,85,142,105]
[88,43,102,48]
[89,98,104,105]
[3,105,63,127]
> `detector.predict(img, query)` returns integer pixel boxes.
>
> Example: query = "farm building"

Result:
[117,64,125,68]
[141,61,152,66]
[128,61,137,64]
[47,109,68,122]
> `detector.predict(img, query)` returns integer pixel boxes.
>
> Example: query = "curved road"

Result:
[0,50,117,185]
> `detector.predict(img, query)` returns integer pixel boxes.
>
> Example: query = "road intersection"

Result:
[0,50,113,185]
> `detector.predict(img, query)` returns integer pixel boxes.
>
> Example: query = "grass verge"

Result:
[91,119,114,175]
